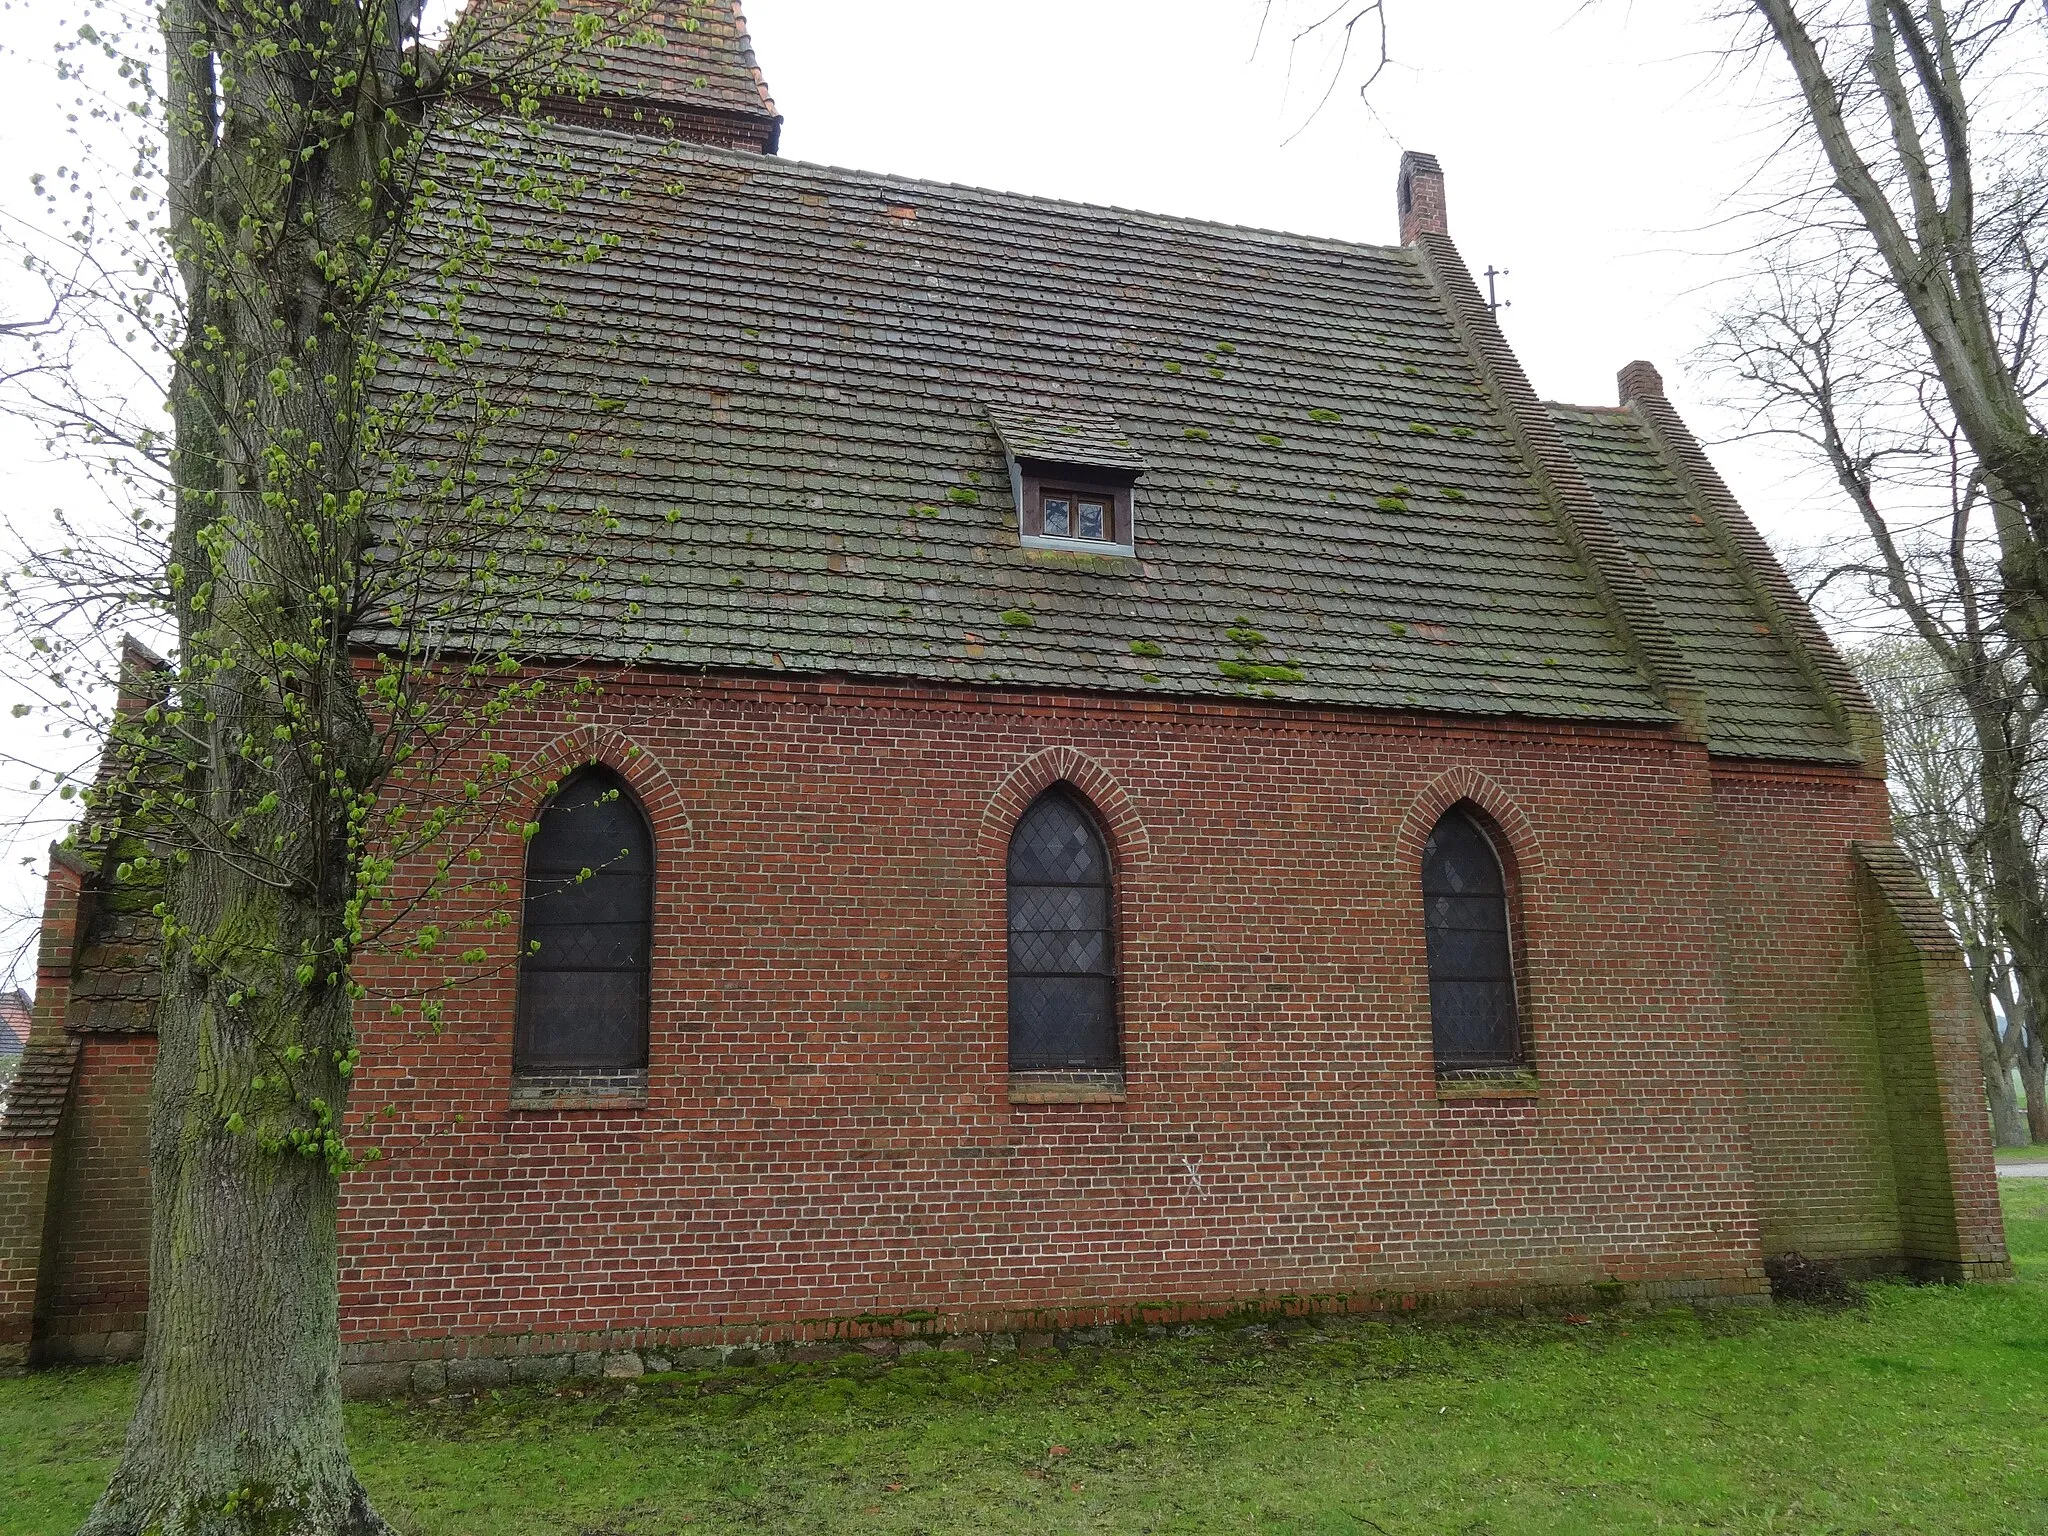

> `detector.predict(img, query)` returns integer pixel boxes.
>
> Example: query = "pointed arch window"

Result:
[1421,806,1523,1072]
[514,767,652,1076]
[1007,788,1118,1072]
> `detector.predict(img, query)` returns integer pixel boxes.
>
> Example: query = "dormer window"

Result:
[989,406,1145,557]
[1024,479,1130,547]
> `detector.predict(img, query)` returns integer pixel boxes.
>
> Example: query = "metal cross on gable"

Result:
[1484,264,1511,314]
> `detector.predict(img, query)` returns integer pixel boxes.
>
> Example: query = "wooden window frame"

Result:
[1015,464,1136,554]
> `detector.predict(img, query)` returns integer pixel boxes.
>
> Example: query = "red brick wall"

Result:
[0,850,88,1366]
[1856,845,2011,1279]
[1707,762,1905,1266]
[336,672,1781,1356]
[0,1139,56,1366]
[35,1035,154,1360]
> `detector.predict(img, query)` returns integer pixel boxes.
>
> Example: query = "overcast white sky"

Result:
[743,0,1812,495]
[0,1,1845,986]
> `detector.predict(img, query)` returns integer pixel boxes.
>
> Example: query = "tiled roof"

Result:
[470,0,778,124]
[1855,840,1961,954]
[0,1038,77,1139]
[390,125,1685,727]
[1549,407,1855,762]
[989,408,1147,474]
[68,910,161,1034]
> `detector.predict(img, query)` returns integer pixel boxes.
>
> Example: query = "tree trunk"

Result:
[1999,963,2048,1144]
[2022,1023,2048,1145]
[80,891,382,1535]
[81,0,410,1519]
[1960,687,2048,1139]
[1967,947,2029,1145]
[1980,1019,2028,1146]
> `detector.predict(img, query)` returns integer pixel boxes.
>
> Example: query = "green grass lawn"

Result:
[1994,1143,2048,1164]
[9,1182,2047,1536]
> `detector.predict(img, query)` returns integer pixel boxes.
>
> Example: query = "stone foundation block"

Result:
[512,1353,573,1386]
[448,1357,511,1391]
[667,1345,733,1370]
[341,1362,412,1400]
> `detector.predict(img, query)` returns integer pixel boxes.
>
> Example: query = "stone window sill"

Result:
[1436,1069,1540,1101]
[1009,1069,1126,1104]
[510,1069,649,1112]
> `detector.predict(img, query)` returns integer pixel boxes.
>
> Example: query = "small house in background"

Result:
[0,989,28,1059]
[0,988,29,1109]
[0,0,2008,1382]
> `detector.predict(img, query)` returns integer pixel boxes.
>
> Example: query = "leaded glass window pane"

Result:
[1043,497,1071,538]
[1078,501,1106,540]
[1007,789,1117,1070]
[1421,808,1521,1070]
[515,768,652,1072]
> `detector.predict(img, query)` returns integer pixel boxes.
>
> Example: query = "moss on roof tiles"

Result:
[1548,406,1854,762]
[383,125,1691,726]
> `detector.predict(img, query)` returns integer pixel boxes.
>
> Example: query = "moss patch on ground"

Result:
[8,1182,2047,1535]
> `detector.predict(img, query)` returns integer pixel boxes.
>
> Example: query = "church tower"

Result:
[475,0,782,152]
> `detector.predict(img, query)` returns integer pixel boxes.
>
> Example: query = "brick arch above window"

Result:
[518,726,692,852]
[978,746,1150,871]
[1393,765,1543,888]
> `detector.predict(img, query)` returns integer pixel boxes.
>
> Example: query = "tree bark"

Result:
[2020,1002,2048,1143]
[1983,1048,2027,1144]
[1973,960,2029,1145]
[1962,689,2048,1142]
[80,0,424,1524]
[81,928,382,1535]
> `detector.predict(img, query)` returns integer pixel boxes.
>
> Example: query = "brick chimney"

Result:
[1617,359,1665,405]
[1397,151,1446,244]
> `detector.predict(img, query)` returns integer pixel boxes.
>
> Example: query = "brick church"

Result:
[0,0,2010,1385]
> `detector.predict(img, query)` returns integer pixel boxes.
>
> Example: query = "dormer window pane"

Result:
[1021,478,1131,548]
[990,408,1143,552]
